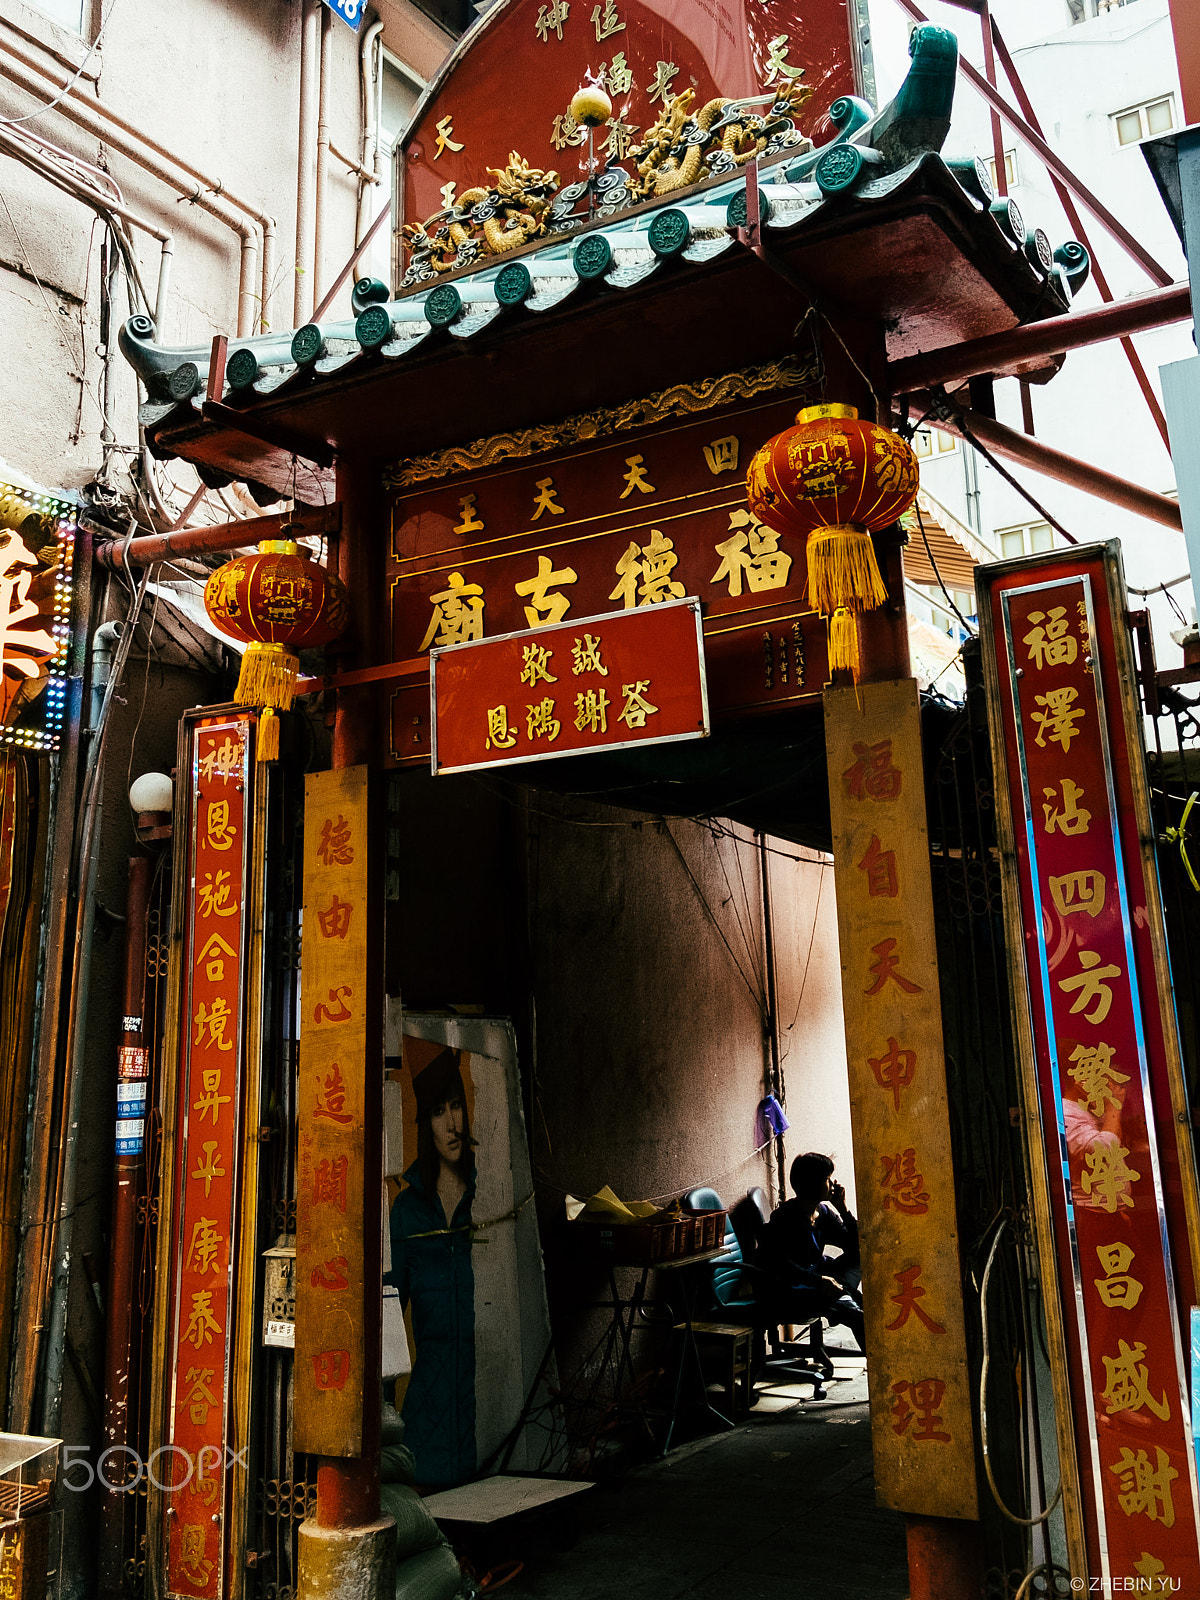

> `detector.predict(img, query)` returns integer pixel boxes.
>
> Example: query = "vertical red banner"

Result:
[981,546,1200,1590]
[165,714,254,1599]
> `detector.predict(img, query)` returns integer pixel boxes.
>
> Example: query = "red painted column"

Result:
[1168,0,1200,125]
[315,458,384,1528]
[906,1515,983,1600]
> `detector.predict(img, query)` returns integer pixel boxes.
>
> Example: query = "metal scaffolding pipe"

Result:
[892,0,1173,289]
[890,284,1193,393]
[95,503,342,570]
[916,401,1184,532]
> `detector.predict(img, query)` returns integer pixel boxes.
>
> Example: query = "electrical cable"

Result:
[708,819,767,1001]
[935,397,1079,546]
[1128,573,1190,598]
[660,816,765,1016]
[780,865,824,1062]
[0,0,120,127]
[979,1215,1063,1527]
[914,501,976,636]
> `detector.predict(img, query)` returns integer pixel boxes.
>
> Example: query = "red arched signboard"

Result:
[400,0,864,237]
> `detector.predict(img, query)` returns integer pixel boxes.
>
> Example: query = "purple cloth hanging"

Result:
[758,1094,790,1144]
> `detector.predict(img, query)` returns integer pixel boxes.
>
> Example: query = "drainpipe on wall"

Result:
[0,29,274,332]
[40,618,126,1436]
[356,17,385,257]
[962,440,984,541]
[314,1,333,308]
[295,0,320,325]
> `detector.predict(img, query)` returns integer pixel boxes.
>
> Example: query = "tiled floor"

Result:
[495,1350,910,1600]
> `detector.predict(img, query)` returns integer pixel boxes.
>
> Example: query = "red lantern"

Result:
[746,403,919,674]
[204,538,349,758]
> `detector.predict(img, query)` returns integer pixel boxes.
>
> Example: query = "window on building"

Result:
[985,150,1018,191]
[27,0,84,33]
[911,427,959,459]
[999,521,1056,559]
[1112,95,1175,147]
[380,53,424,156]
[1070,0,1143,20]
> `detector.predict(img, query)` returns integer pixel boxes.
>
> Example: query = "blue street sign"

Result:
[322,0,364,32]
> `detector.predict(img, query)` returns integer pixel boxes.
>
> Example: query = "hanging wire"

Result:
[0,0,121,126]
[914,501,976,636]
[779,866,824,1065]
[928,394,1079,546]
[979,1215,1063,1528]
[1129,573,1191,598]
[659,817,765,1015]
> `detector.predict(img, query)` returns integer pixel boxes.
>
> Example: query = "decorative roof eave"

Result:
[120,26,1086,504]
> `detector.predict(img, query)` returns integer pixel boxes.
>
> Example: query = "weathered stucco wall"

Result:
[0,0,448,494]
[771,844,857,1210]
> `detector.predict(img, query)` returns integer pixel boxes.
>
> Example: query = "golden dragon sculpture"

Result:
[399,82,812,284]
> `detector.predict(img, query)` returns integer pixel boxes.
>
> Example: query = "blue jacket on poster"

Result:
[386,1157,477,1488]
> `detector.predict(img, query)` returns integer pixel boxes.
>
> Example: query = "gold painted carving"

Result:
[402,152,561,278]
[384,356,819,489]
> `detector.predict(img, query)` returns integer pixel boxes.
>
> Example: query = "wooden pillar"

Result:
[296,459,394,1594]
[820,362,984,1599]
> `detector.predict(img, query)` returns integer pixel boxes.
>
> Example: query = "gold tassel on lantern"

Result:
[827,607,862,679]
[806,523,888,618]
[234,641,300,713]
[257,707,280,763]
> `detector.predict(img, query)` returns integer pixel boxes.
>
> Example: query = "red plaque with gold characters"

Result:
[387,383,831,763]
[431,596,707,774]
[825,679,979,1521]
[165,714,255,1600]
[979,543,1200,1591]
[294,766,371,1456]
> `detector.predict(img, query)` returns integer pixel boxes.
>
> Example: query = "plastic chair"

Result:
[682,1186,830,1397]
[730,1187,835,1381]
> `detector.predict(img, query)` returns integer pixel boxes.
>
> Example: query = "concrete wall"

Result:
[0,0,454,497]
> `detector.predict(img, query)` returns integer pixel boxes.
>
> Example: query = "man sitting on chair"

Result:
[759,1151,865,1355]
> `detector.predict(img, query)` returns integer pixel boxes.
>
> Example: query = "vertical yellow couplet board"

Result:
[295,766,369,1456]
[825,680,979,1520]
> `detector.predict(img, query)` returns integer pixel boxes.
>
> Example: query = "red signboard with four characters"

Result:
[431,594,707,773]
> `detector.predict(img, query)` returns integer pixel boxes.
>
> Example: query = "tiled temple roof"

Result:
[119,25,1089,503]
